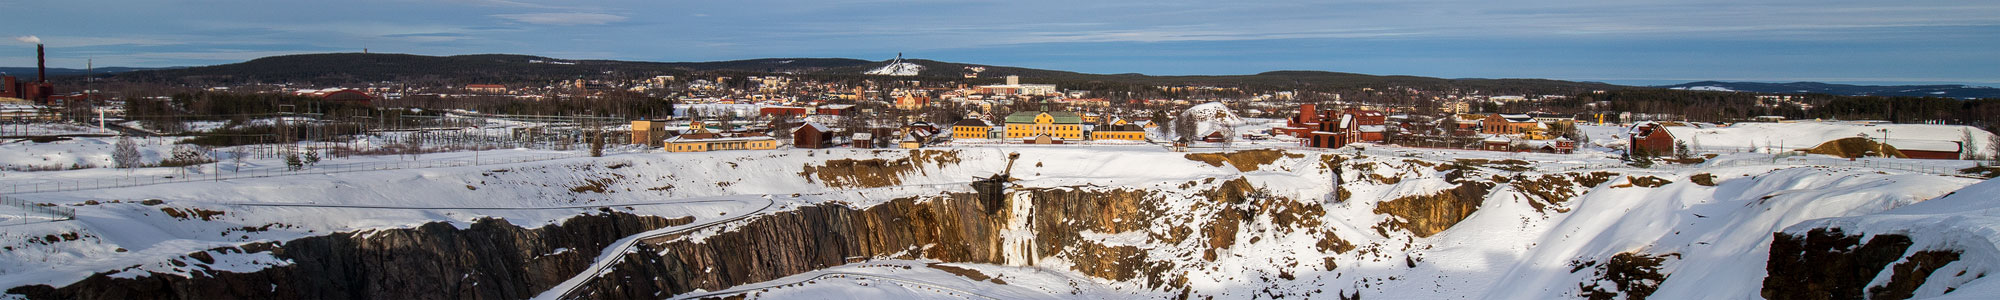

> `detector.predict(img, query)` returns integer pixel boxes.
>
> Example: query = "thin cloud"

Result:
[492,13,627,26]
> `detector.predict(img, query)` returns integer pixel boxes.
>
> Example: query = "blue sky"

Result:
[1,0,1996,85]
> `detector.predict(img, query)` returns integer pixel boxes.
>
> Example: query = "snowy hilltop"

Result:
[1179,102,1244,138]
[864,62,924,76]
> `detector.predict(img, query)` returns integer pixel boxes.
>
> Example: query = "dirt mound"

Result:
[800,150,963,189]
[1804,137,1907,159]
[1185,149,1299,172]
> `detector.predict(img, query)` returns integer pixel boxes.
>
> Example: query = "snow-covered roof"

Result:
[665,135,775,144]
[1359,125,1387,133]
[796,122,832,134]
[1653,121,1996,155]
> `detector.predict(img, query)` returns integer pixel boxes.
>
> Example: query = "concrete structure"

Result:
[1,44,56,104]
[1482,113,1541,135]
[630,120,671,147]
[976,75,1059,96]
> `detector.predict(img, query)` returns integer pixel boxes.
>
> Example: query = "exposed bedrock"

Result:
[1763,228,1964,300]
[9,211,690,300]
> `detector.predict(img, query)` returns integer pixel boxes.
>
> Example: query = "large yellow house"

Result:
[662,121,778,152]
[664,134,778,152]
[1003,110,1083,141]
[952,119,994,140]
[1091,123,1147,141]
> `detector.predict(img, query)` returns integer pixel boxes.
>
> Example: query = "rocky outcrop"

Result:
[564,194,1006,299]
[1185,149,1300,172]
[1372,181,1496,238]
[799,150,962,189]
[8,211,690,300]
[1762,228,1962,300]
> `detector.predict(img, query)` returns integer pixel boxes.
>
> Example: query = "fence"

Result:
[3,153,574,195]
[0,194,77,223]
[1776,157,1966,176]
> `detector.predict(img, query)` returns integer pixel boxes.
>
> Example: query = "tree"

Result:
[1215,120,1237,147]
[302,149,320,167]
[228,146,248,173]
[1172,111,1199,142]
[1989,132,2000,164]
[403,132,426,160]
[113,137,142,169]
[285,152,304,171]
[589,129,606,157]
[1625,145,1656,168]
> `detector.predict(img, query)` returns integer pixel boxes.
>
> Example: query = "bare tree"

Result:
[1172,114,1198,143]
[403,132,426,160]
[113,136,142,169]
[1989,132,2000,164]
[228,146,249,173]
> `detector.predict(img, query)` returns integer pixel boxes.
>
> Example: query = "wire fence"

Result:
[0,194,76,224]
[0,122,115,137]
[3,153,575,195]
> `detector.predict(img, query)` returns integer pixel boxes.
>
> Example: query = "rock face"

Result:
[564,194,1008,299]
[1763,228,1961,300]
[1371,181,1494,238]
[566,177,1344,298]
[8,212,690,300]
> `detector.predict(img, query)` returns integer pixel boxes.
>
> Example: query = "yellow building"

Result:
[630,120,670,147]
[951,119,994,140]
[664,135,778,152]
[1003,110,1083,141]
[1091,123,1147,141]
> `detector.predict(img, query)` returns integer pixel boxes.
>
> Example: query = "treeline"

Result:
[1529,89,2000,131]
[127,92,373,120]
[386,91,675,119]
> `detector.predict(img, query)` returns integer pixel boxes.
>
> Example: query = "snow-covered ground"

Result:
[670,260,1128,300]
[1,139,1996,299]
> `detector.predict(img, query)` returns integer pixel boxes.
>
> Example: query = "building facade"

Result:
[1004,109,1083,142]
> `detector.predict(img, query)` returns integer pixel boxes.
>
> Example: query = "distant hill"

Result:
[97,52,1627,93]
[1661,81,2000,99]
[0,66,162,77]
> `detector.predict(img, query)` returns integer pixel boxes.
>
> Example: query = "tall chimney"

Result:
[37,43,46,83]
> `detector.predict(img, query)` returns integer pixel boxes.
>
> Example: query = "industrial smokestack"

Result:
[37,43,46,83]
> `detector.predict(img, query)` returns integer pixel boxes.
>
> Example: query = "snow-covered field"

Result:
[1,138,1996,299]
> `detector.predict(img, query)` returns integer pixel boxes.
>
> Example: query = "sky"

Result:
[0,0,1996,86]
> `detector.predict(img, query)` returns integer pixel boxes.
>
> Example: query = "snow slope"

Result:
[865,62,925,76]
[1787,178,2000,299]
[5,142,1999,299]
